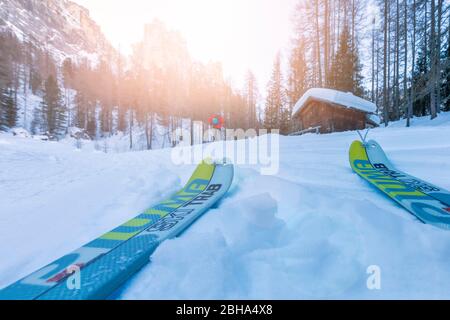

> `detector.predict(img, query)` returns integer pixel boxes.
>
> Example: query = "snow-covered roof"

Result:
[293,88,377,116]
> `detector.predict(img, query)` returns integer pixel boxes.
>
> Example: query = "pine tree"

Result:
[412,50,430,117]
[62,58,74,89]
[30,71,42,94]
[288,37,308,113]
[31,94,43,135]
[74,90,87,129]
[329,26,364,96]
[38,75,66,137]
[264,53,287,133]
[244,70,259,129]
[0,49,10,91]
[86,102,97,139]
[2,90,17,129]
[97,60,114,136]
[0,36,13,131]
[443,37,450,111]
[62,58,74,129]
[115,52,127,133]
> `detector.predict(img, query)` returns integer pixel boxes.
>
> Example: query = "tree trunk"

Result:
[129,109,133,150]
[376,28,380,109]
[337,0,341,53]
[324,0,330,85]
[372,17,376,102]
[190,118,194,146]
[145,113,152,150]
[430,0,437,119]
[314,0,323,87]
[383,0,389,126]
[330,0,334,58]
[436,0,443,113]
[394,0,400,120]
[403,0,408,120]
[387,3,392,119]
[351,0,356,83]
[149,113,153,150]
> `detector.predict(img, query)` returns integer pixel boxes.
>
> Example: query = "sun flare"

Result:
[75,0,294,87]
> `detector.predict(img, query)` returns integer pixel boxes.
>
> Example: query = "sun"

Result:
[75,0,294,89]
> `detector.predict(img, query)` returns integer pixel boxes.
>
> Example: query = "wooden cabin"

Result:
[292,88,379,135]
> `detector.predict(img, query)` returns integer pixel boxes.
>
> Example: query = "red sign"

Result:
[208,115,225,129]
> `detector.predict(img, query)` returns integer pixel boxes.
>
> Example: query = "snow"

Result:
[1,112,450,299]
[293,88,378,116]
[2,20,24,40]
[10,128,30,138]
[0,0,109,66]
[368,114,381,125]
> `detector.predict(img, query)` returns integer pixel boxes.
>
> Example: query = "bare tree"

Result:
[383,0,389,126]
[394,0,400,120]
[324,0,330,84]
[372,16,376,102]
[407,0,416,127]
[436,0,443,113]
[430,0,437,119]
[403,0,408,119]
[314,0,323,87]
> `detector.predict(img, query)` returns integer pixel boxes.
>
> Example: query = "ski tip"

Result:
[365,139,379,149]
[203,157,233,167]
[350,140,364,150]
[349,140,367,168]
[202,157,214,165]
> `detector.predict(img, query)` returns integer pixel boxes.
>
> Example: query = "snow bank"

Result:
[1,112,450,299]
[293,88,377,116]
[11,128,30,138]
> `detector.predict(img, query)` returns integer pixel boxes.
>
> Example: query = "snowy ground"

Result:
[1,113,450,299]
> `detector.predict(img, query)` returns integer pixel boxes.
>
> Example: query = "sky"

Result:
[73,0,298,93]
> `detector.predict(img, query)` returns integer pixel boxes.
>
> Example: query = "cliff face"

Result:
[140,20,190,71]
[0,0,113,60]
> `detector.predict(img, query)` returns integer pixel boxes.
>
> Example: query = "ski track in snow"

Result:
[1,113,450,299]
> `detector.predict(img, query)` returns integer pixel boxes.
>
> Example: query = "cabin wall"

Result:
[295,101,367,134]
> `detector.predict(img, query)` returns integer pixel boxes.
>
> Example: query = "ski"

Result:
[365,140,450,206]
[349,140,450,230]
[0,161,234,300]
